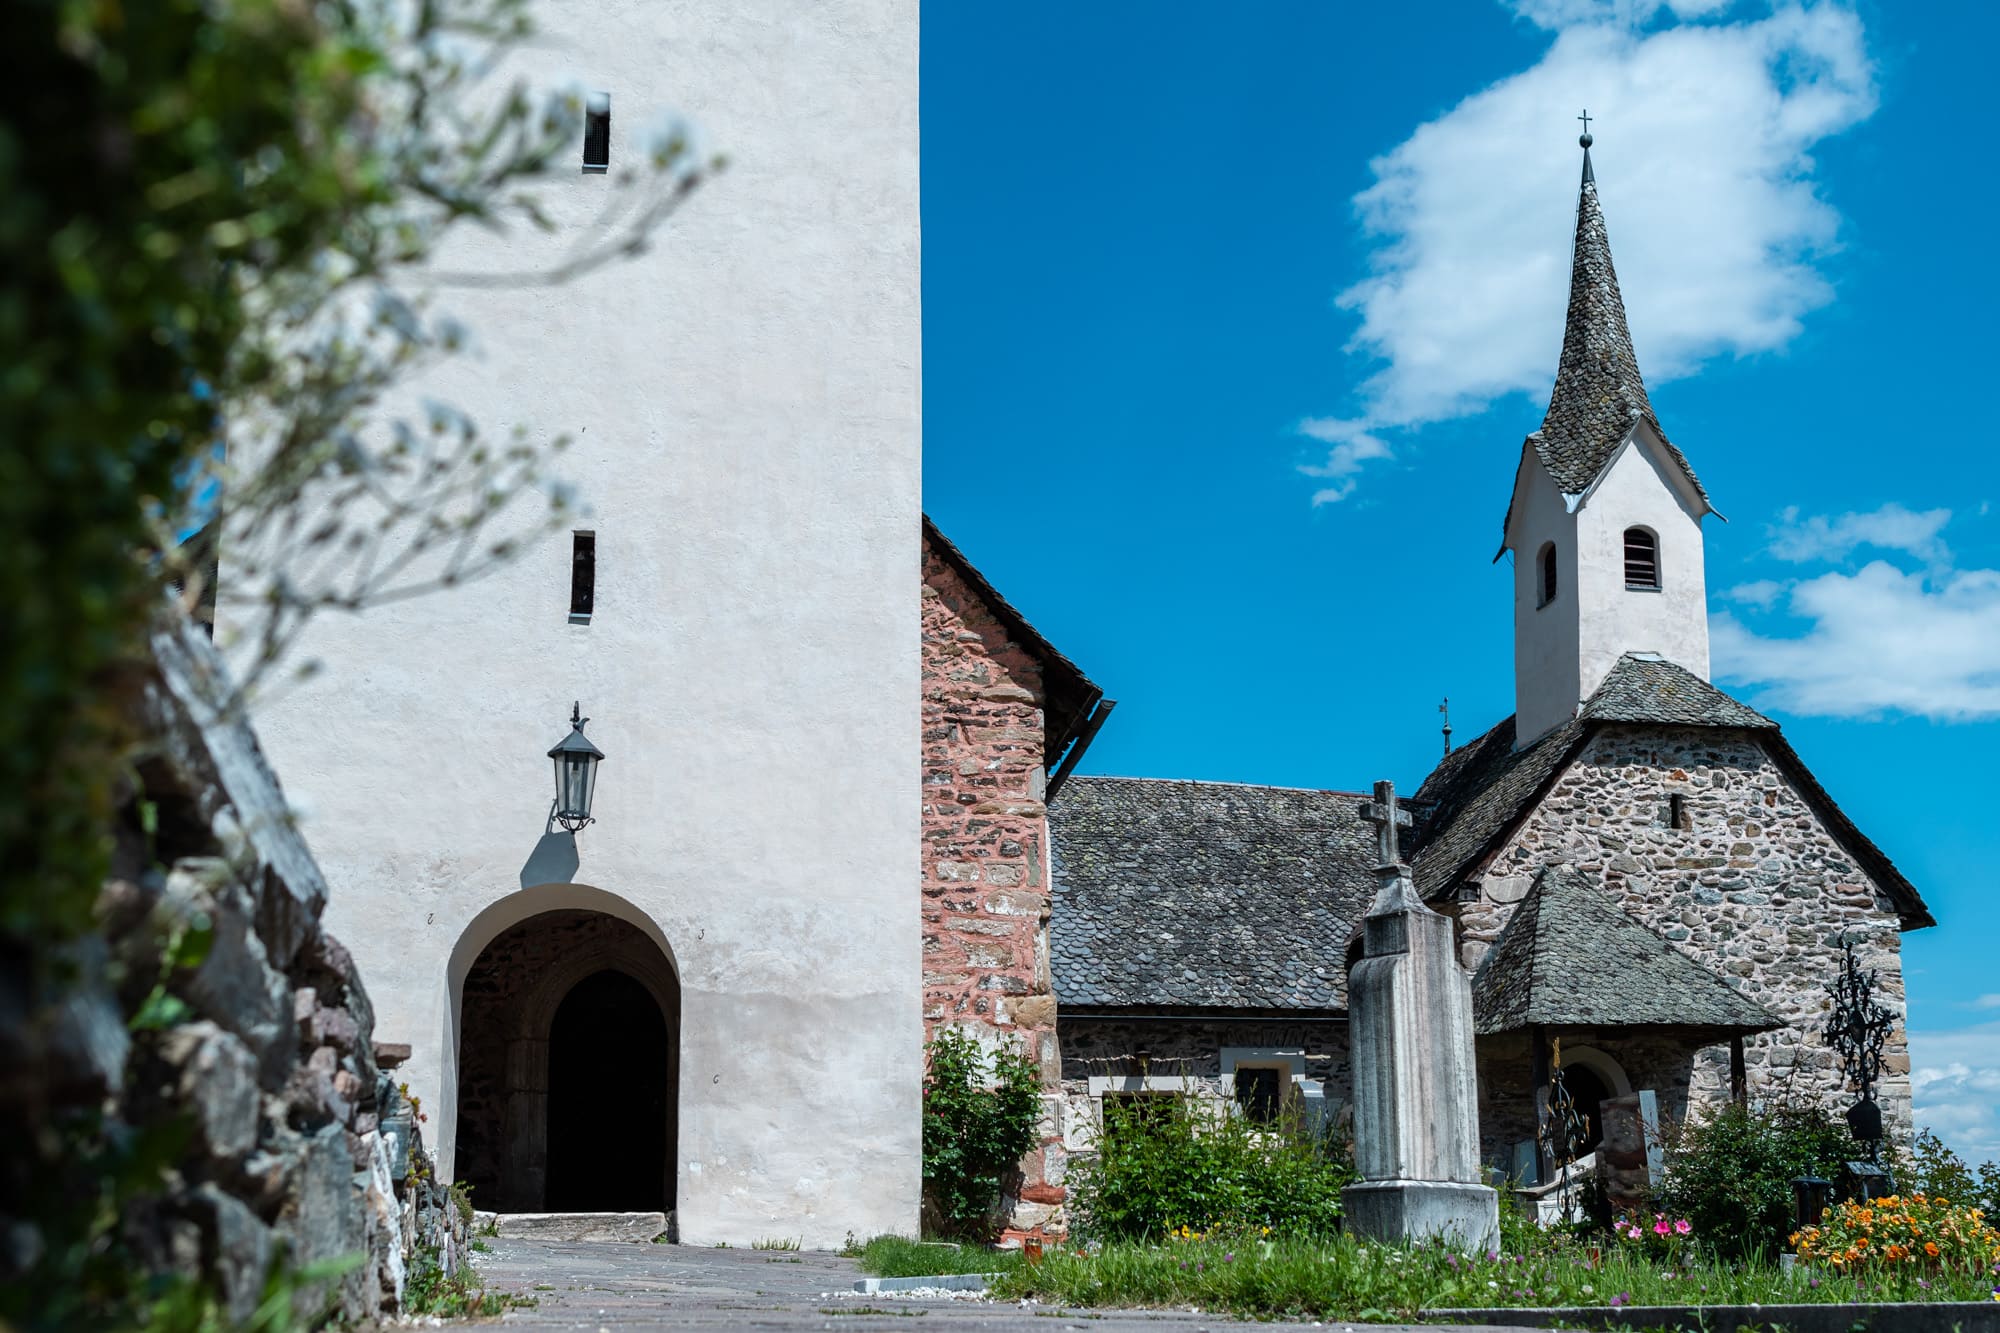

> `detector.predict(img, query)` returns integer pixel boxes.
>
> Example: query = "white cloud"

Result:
[1766,503,1952,564]
[1714,502,2000,720]
[1910,1022,2000,1165]
[1969,994,2000,1011]
[1302,2,1876,499]
[1298,418,1393,505]
[1714,560,2000,720]
[1508,0,1731,27]
[1725,578,1787,610]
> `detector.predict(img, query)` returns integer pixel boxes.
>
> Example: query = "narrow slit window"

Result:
[1537,542,1558,607]
[569,532,595,619]
[1624,527,1660,590]
[1669,793,1691,831]
[582,92,611,173]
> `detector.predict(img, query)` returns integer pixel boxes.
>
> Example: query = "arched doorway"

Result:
[454,908,679,1215]
[1564,1064,1613,1155]
[546,970,670,1211]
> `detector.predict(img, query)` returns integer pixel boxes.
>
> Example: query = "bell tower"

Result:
[1502,126,1717,747]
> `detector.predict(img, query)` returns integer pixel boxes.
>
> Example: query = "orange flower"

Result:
[1925,1241,1940,1257]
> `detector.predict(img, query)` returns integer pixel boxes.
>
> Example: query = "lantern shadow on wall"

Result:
[518,702,605,890]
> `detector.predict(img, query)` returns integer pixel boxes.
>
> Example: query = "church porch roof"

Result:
[1471,865,1782,1037]
[1049,776,1377,1012]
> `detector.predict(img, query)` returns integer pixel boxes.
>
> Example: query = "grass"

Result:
[752,1236,802,1251]
[850,1235,1026,1279]
[993,1235,2000,1322]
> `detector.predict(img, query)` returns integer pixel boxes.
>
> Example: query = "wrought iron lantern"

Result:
[547,701,605,833]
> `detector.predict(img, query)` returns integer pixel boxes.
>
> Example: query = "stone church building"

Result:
[925,138,1932,1237]
[221,1,1930,1249]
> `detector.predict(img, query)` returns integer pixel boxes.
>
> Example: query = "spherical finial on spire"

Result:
[1578,108,1593,149]
[1579,132,1593,148]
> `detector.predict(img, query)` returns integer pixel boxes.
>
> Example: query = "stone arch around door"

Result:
[445,886,680,1219]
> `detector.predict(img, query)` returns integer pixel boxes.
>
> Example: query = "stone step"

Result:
[476,1211,669,1244]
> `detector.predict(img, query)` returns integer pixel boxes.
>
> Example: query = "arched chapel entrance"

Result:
[454,908,679,1214]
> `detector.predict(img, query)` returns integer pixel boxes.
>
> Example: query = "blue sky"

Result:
[920,0,1997,1161]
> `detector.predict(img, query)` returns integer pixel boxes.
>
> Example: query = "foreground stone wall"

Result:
[0,620,467,1324]
[919,538,1062,1239]
[1452,724,1915,1136]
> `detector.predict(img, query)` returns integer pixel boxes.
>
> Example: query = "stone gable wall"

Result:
[919,541,1063,1239]
[1451,724,1914,1137]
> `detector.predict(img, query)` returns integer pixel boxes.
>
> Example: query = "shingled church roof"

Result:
[1410,654,1933,928]
[1511,145,1710,528]
[1472,865,1782,1037]
[1049,777,1376,1011]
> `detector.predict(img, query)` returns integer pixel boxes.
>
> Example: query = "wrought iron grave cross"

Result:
[1359,779,1414,869]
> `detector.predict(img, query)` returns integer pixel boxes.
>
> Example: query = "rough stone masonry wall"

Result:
[1451,724,1914,1138]
[1057,1017,1353,1161]
[0,620,467,1325]
[920,543,1064,1240]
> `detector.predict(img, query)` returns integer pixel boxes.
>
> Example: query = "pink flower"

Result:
[1674,1219,1692,1236]
[1654,1220,1670,1236]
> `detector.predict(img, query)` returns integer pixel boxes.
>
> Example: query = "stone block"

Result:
[1342,1180,1499,1255]
[159,1021,260,1160]
[482,1212,668,1243]
[191,1184,272,1326]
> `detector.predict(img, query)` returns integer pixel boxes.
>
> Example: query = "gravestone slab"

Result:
[1599,1090,1662,1212]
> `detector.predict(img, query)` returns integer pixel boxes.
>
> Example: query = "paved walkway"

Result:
[466,1238,1514,1332]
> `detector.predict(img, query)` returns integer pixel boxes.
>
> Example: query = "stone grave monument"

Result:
[1342,781,1500,1253]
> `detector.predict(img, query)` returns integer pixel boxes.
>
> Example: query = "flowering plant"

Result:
[1612,1211,1693,1261]
[1792,1193,2000,1272]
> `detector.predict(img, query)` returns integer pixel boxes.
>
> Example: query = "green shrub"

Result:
[1889,1129,2000,1216]
[1066,1093,1355,1242]
[1654,1101,1850,1260]
[920,1029,1043,1238]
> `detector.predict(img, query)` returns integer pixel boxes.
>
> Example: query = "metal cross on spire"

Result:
[1359,779,1414,869]
[1577,108,1593,143]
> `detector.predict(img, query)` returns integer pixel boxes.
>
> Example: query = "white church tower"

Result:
[1504,128,1718,747]
[222,2,922,1245]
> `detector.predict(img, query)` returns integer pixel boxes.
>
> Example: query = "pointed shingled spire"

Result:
[1531,126,1669,494]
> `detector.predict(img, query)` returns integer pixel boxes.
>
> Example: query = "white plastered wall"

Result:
[218,0,922,1247]
[1507,454,1582,748]
[1571,427,1711,695]
[1508,428,1709,748]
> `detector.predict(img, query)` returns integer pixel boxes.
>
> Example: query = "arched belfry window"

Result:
[1624,527,1660,590]
[1537,542,1558,608]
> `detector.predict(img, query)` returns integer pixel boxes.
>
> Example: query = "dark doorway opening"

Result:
[454,909,679,1216]
[1565,1065,1612,1155]
[545,970,671,1212]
